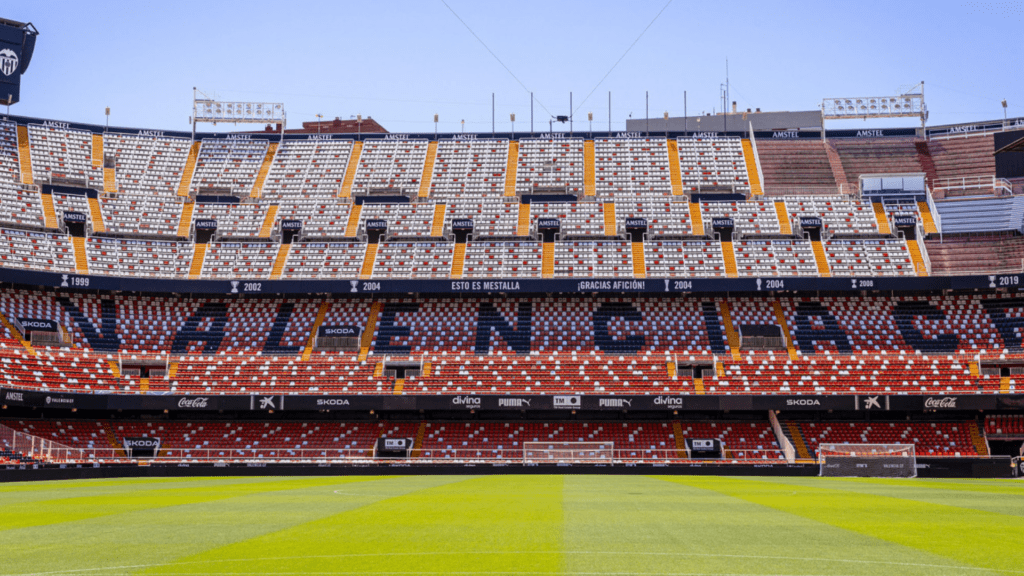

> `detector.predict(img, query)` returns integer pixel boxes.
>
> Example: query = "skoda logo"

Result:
[0,49,18,77]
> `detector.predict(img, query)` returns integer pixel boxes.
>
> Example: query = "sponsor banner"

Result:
[122,437,161,458]
[825,128,919,138]
[280,219,302,231]
[756,396,856,411]
[624,218,648,228]
[0,265,1000,295]
[799,216,823,229]
[553,395,582,410]
[194,219,217,230]
[0,388,105,410]
[365,220,387,231]
[537,218,560,229]
[63,211,87,223]
[892,215,917,227]
[15,318,58,332]
[1,389,1022,413]
[318,325,359,338]
[451,219,474,230]
[711,218,734,229]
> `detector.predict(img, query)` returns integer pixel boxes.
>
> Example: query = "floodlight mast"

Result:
[191,88,286,142]
[821,81,928,137]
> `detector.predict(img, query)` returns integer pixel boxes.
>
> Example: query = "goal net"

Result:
[819,443,917,478]
[522,442,614,463]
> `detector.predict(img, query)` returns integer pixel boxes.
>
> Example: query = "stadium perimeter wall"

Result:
[0,458,1014,483]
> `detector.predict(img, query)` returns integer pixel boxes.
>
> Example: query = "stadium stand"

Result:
[793,421,980,457]
[102,132,190,196]
[755,139,838,193]
[593,137,673,199]
[676,136,751,195]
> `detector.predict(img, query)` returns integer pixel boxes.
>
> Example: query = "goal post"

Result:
[522,441,614,463]
[819,443,917,478]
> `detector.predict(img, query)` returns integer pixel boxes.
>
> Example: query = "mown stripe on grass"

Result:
[564,475,993,576]
[0,476,384,532]
[136,475,563,576]
[0,476,429,576]
[751,476,1024,519]
[661,476,1021,576]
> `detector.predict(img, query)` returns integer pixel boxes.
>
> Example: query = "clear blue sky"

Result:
[3,0,1022,133]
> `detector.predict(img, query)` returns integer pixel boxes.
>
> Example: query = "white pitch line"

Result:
[5,551,1013,576]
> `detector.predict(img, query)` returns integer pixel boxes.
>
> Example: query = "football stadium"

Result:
[1,2,1023,574]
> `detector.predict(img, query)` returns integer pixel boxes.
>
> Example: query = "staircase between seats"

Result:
[741,139,763,195]
[418,141,438,198]
[667,139,684,196]
[339,141,363,198]
[250,142,278,198]
[177,142,201,197]
[504,141,519,196]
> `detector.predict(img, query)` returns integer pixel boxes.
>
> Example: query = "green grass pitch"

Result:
[1,475,1022,575]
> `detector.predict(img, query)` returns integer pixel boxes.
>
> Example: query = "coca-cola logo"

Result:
[924,397,957,409]
[177,397,210,409]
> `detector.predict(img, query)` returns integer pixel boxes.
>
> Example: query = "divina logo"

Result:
[924,397,957,409]
[177,397,209,409]
[452,396,481,406]
[0,49,18,77]
[654,396,683,406]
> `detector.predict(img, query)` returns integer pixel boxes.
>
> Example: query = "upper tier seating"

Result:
[1,291,1020,395]
[594,137,672,199]
[201,243,277,279]
[281,200,352,239]
[189,138,269,196]
[463,241,542,277]
[700,200,780,235]
[756,140,837,193]
[733,239,817,276]
[832,139,924,192]
[103,132,190,197]
[677,137,750,194]
[644,241,725,277]
[51,192,90,224]
[782,197,879,234]
[350,139,428,195]
[823,239,915,276]
[553,241,633,277]
[192,203,267,238]
[0,181,46,228]
[358,203,438,238]
[0,228,74,272]
[0,120,21,183]
[934,197,1024,234]
[27,124,103,188]
[102,195,183,236]
[281,243,366,279]
[619,201,692,237]
[446,199,519,237]
[516,138,584,195]
[925,232,1024,275]
[262,138,354,201]
[532,202,606,237]
[372,242,453,278]
[428,139,508,199]
[927,134,996,184]
[85,237,192,277]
